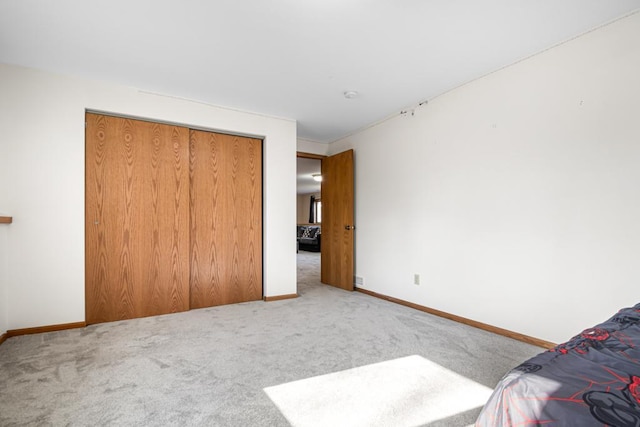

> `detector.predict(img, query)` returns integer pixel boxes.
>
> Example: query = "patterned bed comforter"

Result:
[476,303,640,426]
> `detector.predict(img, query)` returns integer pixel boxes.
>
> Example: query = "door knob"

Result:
[345,225,355,230]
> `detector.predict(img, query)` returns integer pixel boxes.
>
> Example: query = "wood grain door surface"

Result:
[85,113,190,324]
[189,130,262,308]
[86,114,263,324]
[321,149,355,291]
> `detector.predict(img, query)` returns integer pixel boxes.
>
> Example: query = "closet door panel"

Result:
[86,113,190,324]
[190,130,262,308]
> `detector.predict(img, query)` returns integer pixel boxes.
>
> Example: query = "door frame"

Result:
[296,152,326,286]
[85,111,266,324]
[297,150,356,291]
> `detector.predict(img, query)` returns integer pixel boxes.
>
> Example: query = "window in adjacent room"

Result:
[314,199,322,223]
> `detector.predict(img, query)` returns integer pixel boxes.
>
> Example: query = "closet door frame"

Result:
[85,111,264,324]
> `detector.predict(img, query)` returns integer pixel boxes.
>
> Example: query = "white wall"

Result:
[297,139,330,156]
[0,136,7,335]
[0,224,7,336]
[330,12,640,344]
[0,63,297,330]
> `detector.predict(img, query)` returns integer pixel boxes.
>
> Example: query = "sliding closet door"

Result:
[189,130,262,308]
[85,113,190,324]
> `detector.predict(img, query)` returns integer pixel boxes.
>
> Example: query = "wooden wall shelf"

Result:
[0,217,13,224]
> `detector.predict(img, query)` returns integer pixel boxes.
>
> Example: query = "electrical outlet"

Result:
[354,276,364,287]
[413,274,420,285]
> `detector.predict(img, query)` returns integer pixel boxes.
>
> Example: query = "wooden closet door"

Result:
[85,113,190,324]
[189,130,262,308]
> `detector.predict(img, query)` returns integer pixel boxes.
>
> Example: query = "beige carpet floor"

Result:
[0,250,542,426]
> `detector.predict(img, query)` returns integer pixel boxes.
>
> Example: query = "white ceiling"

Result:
[1,1,639,143]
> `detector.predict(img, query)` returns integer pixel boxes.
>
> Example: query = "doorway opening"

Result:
[297,149,355,294]
[296,153,323,295]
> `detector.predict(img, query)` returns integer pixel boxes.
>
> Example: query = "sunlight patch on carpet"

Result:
[264,355,492,427]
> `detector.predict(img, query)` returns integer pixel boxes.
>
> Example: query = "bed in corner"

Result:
[476,303,640,426]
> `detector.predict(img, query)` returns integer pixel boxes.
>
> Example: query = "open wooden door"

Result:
[321,149,355,290]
